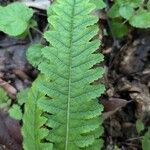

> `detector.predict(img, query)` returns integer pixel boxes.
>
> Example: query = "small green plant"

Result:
[136,119,150,150]
[0,88,11,109]
[108,0,150,28]
[142,128,150,150]
[27,44,44,67]
[9,88,29,120]
[107,0,150,38]
[136,119,145,134]
[0,2,33,36]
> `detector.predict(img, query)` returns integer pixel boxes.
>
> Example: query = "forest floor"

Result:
[0,1,150,150]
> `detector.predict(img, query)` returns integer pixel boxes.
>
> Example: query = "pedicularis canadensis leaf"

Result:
[22,80,53,150]
[0,2,33,36]
[34,0,105,149]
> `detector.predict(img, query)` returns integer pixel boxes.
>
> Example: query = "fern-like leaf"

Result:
[38,0,105,149]
[22,81,53,150]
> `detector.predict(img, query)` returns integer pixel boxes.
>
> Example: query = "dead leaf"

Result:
[102,98,131,120]
[21,0,51,10]
[102,98,130,112]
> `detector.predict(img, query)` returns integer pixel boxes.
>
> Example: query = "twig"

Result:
[39,24,49,43]
[126,136,143,141]
[30,27,43,35]
[27,28,33,43]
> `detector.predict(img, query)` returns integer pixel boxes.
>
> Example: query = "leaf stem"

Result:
[65,0,75,149]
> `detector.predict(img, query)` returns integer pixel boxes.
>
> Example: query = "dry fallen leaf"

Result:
[102,98,130,112]
[102,98,131,120]
[21,0,51,10]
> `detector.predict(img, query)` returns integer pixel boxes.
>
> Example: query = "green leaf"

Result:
[9,104,22,120]
[119,5,134,20]
[90,0,106,9]
[116,0,143,8]
[147,0,150,10]
[27,44,44,67]
[17,88,29,105]
[109,0,143,19]
[22,79,53,150]
[111,20,128,38]
[0,88,8,104]
[108,3,120,18]
[129,9,150,28]
[0,88,11,109]
[37,0,105,149]
[130,0,143,7]
[136,119,145,134]
[142,128,150,150]
[47,2,57,16]
[0,2,33,36]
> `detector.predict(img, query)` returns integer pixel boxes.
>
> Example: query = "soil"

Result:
[0,1,150,150]
[101,29,150,150]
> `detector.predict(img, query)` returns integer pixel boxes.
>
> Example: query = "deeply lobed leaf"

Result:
[22,80,53,150]
[37,0,105,149]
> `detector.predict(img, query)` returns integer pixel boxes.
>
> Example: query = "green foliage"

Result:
[0,87,23,120]
[129,10,150,28]
[108,3,120,18]
[1,1,150,149]
[108,0,143,19]
[136,119,145,134]
[111,19,128,38]
[27,44,44,67]
[6,80,52,149]
[148,0,150,9]
[136,119,150,150]
[32,0,106,149]
[142,128,150,150]
[0,88,11,109]
[17,88,29,105]
[22,80,53,150]
[0,2,33,36]
[9,104,22,120]
[9,88,29,120]
[108,0,150,29]
[90,0,106,9]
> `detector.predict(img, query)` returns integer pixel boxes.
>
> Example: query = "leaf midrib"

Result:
[65,0,76,149]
